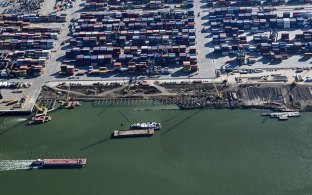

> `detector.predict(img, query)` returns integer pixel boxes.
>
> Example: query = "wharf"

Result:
[261,112,300,118]
[113,129,154,138]
[278,115,288,120]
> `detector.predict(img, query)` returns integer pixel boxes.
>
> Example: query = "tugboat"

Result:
[28,116,51,125]
[130,122,161,130]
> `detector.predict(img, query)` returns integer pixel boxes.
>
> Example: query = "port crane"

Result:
[213,80,223,99]
[66,84,71,103]
[34,103,46,113]
[59,84,71,108]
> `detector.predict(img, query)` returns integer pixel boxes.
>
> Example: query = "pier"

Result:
[261,111,300,121]
[261,111,300,118]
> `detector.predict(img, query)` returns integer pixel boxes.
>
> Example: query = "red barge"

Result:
[31,159,86,168]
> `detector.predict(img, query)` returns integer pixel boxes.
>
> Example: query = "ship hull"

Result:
[111,133,153,138]
[31,159,86,169]
[37,165,84,169]
[130,122,161,130]
[112,129,154,138]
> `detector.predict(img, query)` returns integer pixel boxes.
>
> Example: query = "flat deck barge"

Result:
[31,159,86,168]
[113,129,154,138]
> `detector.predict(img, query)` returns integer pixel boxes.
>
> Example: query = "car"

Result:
[12,90,22,93]
[296,68,303,73]
[294,7,304,10]
[193,80,202,84]
[69,76,79,79]
[92,82,102,86]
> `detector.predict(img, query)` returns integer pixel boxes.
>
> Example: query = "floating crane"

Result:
[60,84,80,109]
[33,103,46,113]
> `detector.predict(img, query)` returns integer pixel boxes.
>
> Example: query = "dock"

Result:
[261,111,300,120]
[278,115,288,121]
[113,129,154,138]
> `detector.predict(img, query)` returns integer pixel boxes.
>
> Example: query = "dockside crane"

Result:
[213,80,223,99]
[34,104,46,113]
[66,84,71,103]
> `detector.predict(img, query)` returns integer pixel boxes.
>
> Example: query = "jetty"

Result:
[278,115,288,121]
[261,111,300,120]
[113,129,154,138]
[261,112,300,117]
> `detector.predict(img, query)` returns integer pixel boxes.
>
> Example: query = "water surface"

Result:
[0,103,312,195]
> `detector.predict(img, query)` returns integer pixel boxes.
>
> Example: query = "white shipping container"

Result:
[50,33,58,40]
[284,18,290,28]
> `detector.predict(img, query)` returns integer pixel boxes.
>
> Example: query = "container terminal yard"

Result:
[1,0,312,115]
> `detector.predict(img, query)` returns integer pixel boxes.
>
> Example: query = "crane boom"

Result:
[213,81,222,99]
[66,84,70,102]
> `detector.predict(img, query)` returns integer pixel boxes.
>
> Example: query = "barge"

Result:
[113,129,154,138]
[130,122,161,130]
[31,159,86,168]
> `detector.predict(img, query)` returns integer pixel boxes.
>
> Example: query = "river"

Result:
[0,102,312,195]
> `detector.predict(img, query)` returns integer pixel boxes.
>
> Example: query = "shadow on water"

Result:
[97,106,111,116]
[80,137,111,151]
[164,111,187,123]
[0,120,27,136]
[161,110,201,136]
[261,117,268,124]
[118,110,131,123]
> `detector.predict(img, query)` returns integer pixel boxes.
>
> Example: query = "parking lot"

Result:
[0,81,35,112]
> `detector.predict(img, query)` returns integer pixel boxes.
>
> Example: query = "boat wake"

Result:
[16,118,27,122]
[0,160,34,171]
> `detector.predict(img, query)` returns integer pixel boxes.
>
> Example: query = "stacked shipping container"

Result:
[66,10,198,73]
[209,6,312,63]
[0,14,62,77]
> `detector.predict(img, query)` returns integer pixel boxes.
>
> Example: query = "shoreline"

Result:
[2,81,312,116]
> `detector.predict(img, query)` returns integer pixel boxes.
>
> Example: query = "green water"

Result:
[1,103,312,195]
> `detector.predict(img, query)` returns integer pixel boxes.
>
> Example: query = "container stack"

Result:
[66,9,198,73]
[1,13,67,23]
[0,14,63,77]
[208,5,312,63]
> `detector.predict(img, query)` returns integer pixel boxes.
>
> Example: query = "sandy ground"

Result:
[39,0,55,15]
